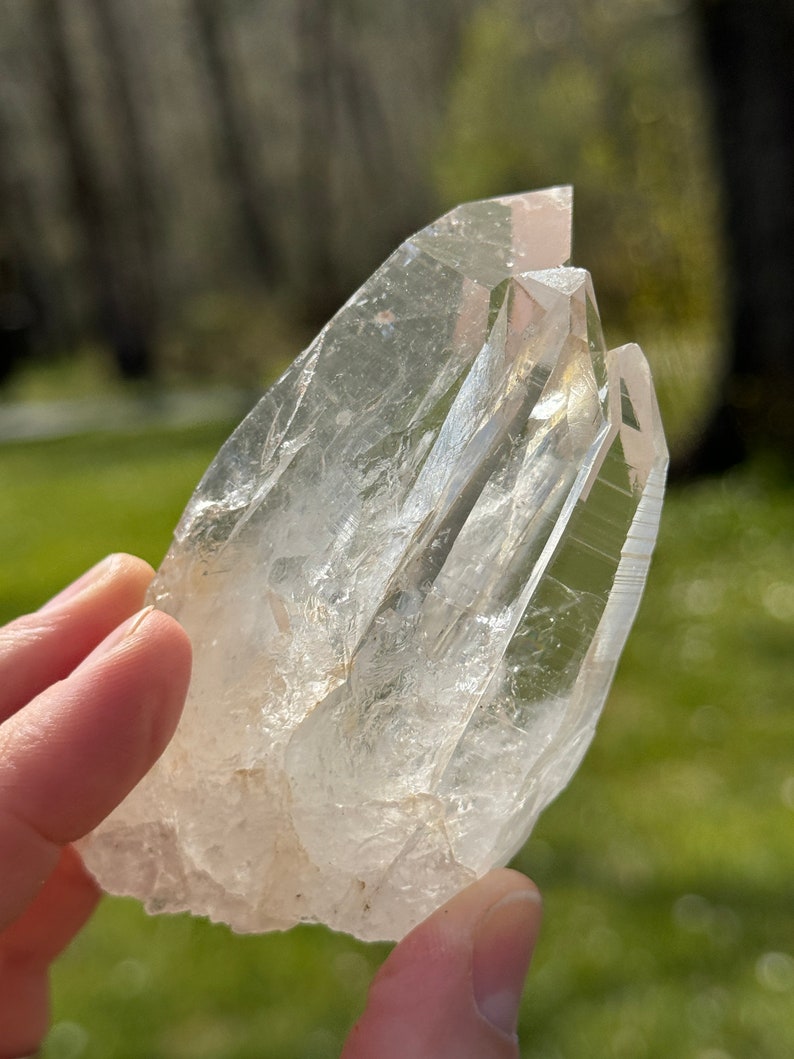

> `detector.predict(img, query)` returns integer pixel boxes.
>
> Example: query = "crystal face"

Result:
[80,188,668,941]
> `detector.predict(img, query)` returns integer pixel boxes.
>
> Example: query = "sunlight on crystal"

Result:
[81,188,668,940]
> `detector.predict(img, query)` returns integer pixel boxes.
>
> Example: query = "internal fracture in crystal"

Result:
[80,187,668,941]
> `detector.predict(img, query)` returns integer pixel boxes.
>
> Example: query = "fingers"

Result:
[341,869,541,1059]
[0,846,99,1058]
[0,606,191,933]
[0,559,191,1058]
[0,554,155,724]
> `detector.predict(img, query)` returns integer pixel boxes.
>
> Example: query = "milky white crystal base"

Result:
[80,188,668,941]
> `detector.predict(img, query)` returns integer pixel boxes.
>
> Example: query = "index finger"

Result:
[0,554,154,725]
[0,606,191,932]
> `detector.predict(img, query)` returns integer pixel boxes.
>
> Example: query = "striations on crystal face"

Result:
[79,187,668,941]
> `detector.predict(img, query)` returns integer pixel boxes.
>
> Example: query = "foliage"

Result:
[1,426,792,1057]
[434,0,724,340]
[516,461,794,1057]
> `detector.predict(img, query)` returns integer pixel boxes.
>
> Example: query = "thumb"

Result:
[340,869,541,1059]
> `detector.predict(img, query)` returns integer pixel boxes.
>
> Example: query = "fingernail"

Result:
[75,605,155,672]
[39,555,119,611]
[472,889,540,1037]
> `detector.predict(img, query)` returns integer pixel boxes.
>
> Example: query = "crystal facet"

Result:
[81,188,668,941]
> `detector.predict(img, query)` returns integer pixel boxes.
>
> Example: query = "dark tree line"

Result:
[1,0,470,380]
[0,0,790,466]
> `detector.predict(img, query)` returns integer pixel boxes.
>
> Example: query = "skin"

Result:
[0,555,541,1058]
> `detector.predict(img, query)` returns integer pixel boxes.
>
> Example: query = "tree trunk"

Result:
[0,93,57,377]
[683,0,794,475]
[295,0,339,323]
[88,0,159,378]
[192,0,280,285]
[37,0,155,378]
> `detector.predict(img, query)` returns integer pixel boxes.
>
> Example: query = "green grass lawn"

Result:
[1,426,793,1058]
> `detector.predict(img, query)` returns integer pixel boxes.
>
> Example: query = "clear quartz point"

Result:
[80,187,668,941]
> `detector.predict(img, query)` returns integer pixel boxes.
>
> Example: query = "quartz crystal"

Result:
[81,187,668,941]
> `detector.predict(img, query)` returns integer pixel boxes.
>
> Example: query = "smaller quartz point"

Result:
[80,188,668,941]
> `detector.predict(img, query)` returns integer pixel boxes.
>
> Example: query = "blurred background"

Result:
[0,0,792,1056]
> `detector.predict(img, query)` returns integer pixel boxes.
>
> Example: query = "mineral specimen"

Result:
[81,187,668,941]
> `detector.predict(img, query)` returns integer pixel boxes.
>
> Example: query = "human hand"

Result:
[0,556,541,1058]
[0,554,192,1056]
[341,868,541,1059]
